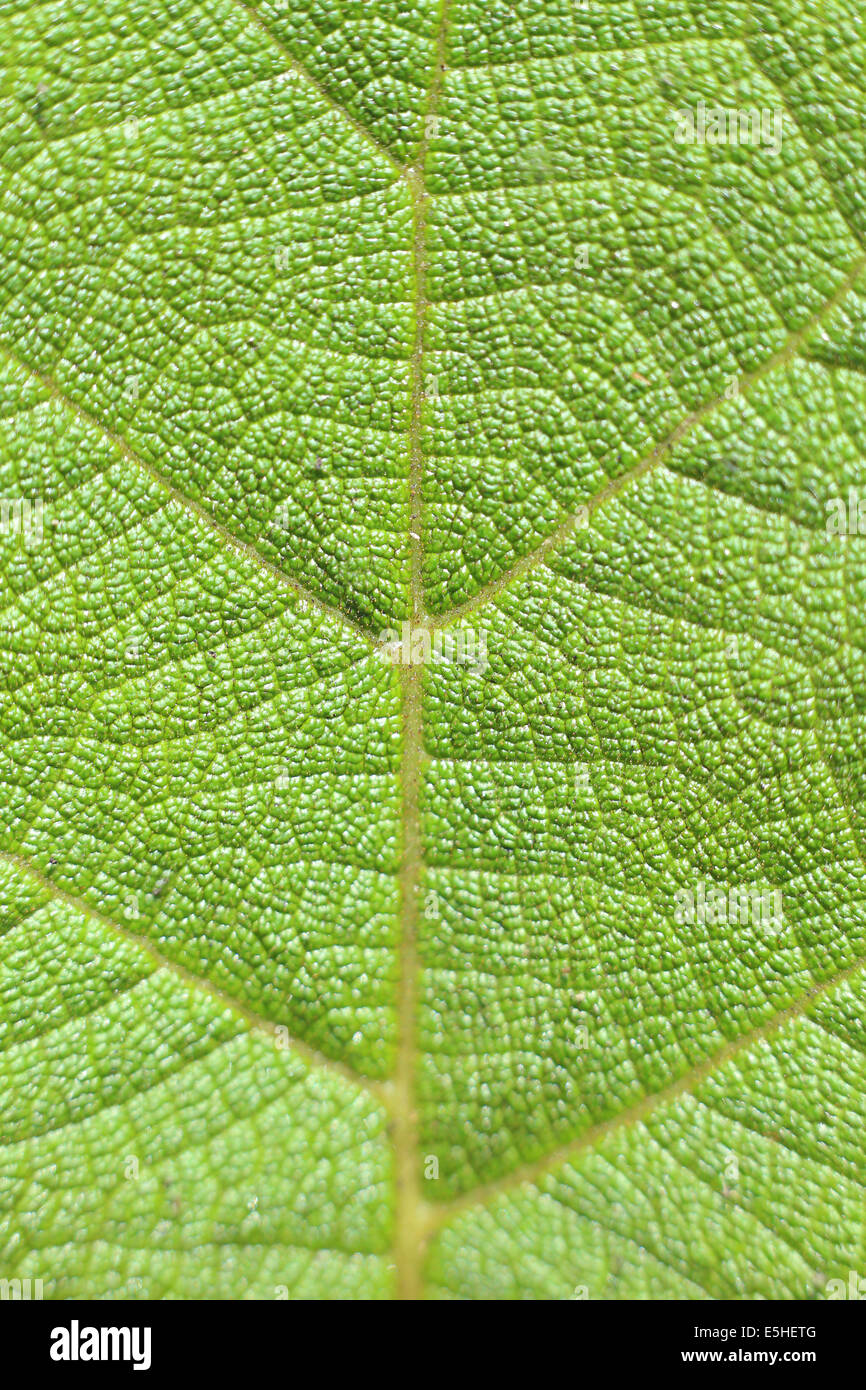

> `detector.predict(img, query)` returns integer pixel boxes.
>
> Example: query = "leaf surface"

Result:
[1,0,866,1299]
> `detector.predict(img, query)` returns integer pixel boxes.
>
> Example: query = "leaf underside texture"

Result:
[1,0,866,1299]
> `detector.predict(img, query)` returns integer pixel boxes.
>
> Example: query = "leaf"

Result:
[1,0,866,1300]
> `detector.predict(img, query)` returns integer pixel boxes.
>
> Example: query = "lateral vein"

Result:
[424,948,866,1232]
[231,0,405,175]
[0,341,379,647]
[0,849,388,1102]
[427,247,866,631]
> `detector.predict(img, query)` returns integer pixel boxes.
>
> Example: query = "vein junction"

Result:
[4,0,866,1300]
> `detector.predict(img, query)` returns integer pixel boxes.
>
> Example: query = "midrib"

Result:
[392,0,453,1304]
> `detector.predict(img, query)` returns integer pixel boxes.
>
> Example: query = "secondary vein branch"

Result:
[427,245,866,632]
[0,342,378,648]
[0,849,386,1100]
[423,948,866,1233]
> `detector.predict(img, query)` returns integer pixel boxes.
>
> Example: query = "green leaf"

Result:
[1,0,866,1300]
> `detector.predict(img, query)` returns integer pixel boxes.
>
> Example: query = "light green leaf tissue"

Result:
[1,0,865,1300]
